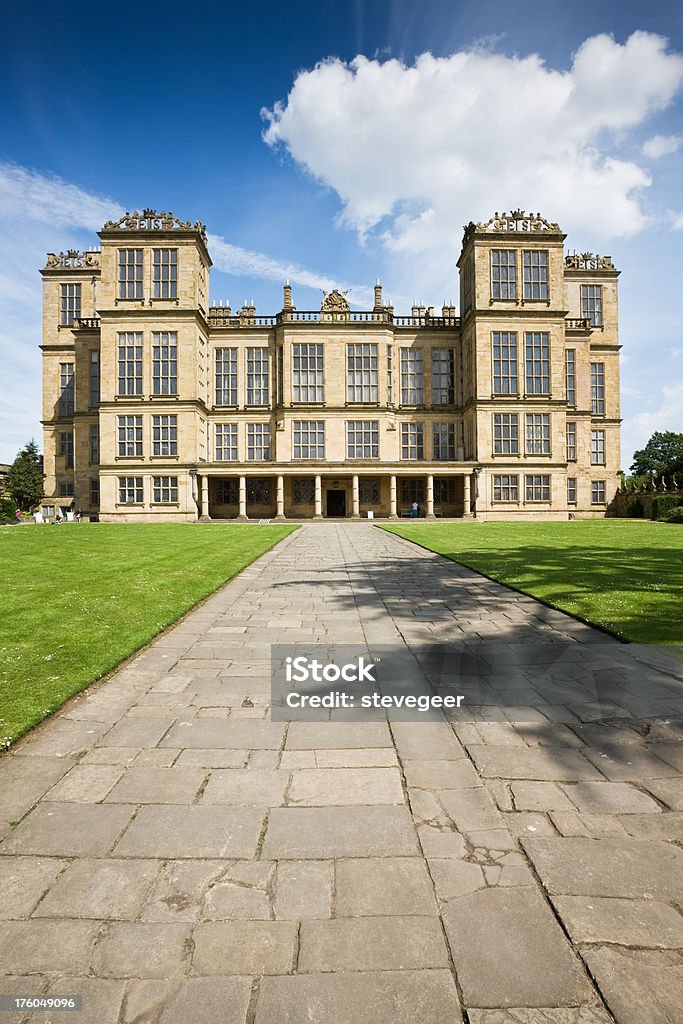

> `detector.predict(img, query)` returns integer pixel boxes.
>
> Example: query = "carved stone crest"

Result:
[102,209,208,245]
[321,289,350,312]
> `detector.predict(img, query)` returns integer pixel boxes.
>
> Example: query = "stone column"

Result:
[275,475,285,519]
[389,475,398,519]
[463,474,473,518]
[200,475,210,521]
[352,475,360,518]
[426,474,435,519]
[314,475,322,519]
[238,476,248,520]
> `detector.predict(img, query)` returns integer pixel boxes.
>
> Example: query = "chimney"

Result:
[373,279,383,311]
[283,280,294,311]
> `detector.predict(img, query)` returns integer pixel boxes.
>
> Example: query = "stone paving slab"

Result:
[1,523,682,1023]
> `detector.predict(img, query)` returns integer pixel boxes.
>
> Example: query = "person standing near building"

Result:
[411,500,419,518]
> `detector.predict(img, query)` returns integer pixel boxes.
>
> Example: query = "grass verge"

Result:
[1,523,296,745]
[382,520,682,645]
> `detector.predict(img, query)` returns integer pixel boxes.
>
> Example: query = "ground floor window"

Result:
[293,478,315,504]
[153,476,178,503]
[359,477,380,504]
[215,479,238,504]
[493,474,519,501]
[42,505,55,518]
[567,477,577,504]
[401,479,425,504]
[525,474,550,501]
[119,476,143,503]
[591,480,606,504]
[248,478,271,504]
[90,479,99,505]
[434,478,457,504]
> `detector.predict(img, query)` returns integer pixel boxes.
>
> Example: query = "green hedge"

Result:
[653,494,683,520]
[0,498,17,524]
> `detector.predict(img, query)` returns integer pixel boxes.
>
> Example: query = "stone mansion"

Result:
[40,209,621,522]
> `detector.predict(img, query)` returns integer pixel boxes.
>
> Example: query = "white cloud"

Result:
[262,31,683,288]
[207,235,373,306]
[621,380,683,468]
[642,133,683,158]
[672,211,683,230]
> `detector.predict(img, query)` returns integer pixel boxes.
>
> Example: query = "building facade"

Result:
[40,209,621,522]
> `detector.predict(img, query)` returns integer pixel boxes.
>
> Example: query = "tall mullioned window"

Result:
[118,415,143,457]
[292,344,324,402]
[401,422,424,460]
[565,349,576,407]
[432,349,455,405]
[60,283,81,326]
[591,429,605,465]
[493,413,519,455]
[59,363,74,416]
[387,345,393,405]
[247,423,270,461]
[117,333,142,396]
[246,348,269,406]
[567,478,577,504]
[581,284,603,327]
[215,348,237,406]
[523,250,548,300]
[215,424,238,461]
[59,431,74,468]
[118,249,143,300]
[152,332,177,395]
[525,413,551,455]
[347,421,379,459]
[493,333,518,394]
[152,415,177,457]
[525,475,551,501]
[89,424,99,465]
[153,476,178,503]
[525,333,550,394]
[491,250,516,299]
[493,475,519,501]
[566,422,577,461]
[401,479,425,504]
[90,350,100,407]
[400,348,424,405]
[119,476,143,503]
[248,479,271,504]
[591,362,605,414]
[152,249,177,299]
[433,422,456,460]
[347,344,378,403]
[293,421,325,459]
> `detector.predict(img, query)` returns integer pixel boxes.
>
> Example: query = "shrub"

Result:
[659,505,683,524]
[652,494,683,520]
[0,498,18,525]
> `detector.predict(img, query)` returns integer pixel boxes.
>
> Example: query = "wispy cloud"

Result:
[207,235,373,306]
[642,133,682,159]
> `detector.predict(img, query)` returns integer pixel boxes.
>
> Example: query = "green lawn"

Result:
[382,520,682,645]
[1,523,296,745]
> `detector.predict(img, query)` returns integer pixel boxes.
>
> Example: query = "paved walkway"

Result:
[1,524,682,1024]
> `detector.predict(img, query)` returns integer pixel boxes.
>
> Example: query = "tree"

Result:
[6,440,44,511]
[630,431,683,477]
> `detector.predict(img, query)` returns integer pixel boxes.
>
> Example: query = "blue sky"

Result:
[1,0,682,465]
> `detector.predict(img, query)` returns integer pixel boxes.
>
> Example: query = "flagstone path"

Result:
[1,523,682,1024]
